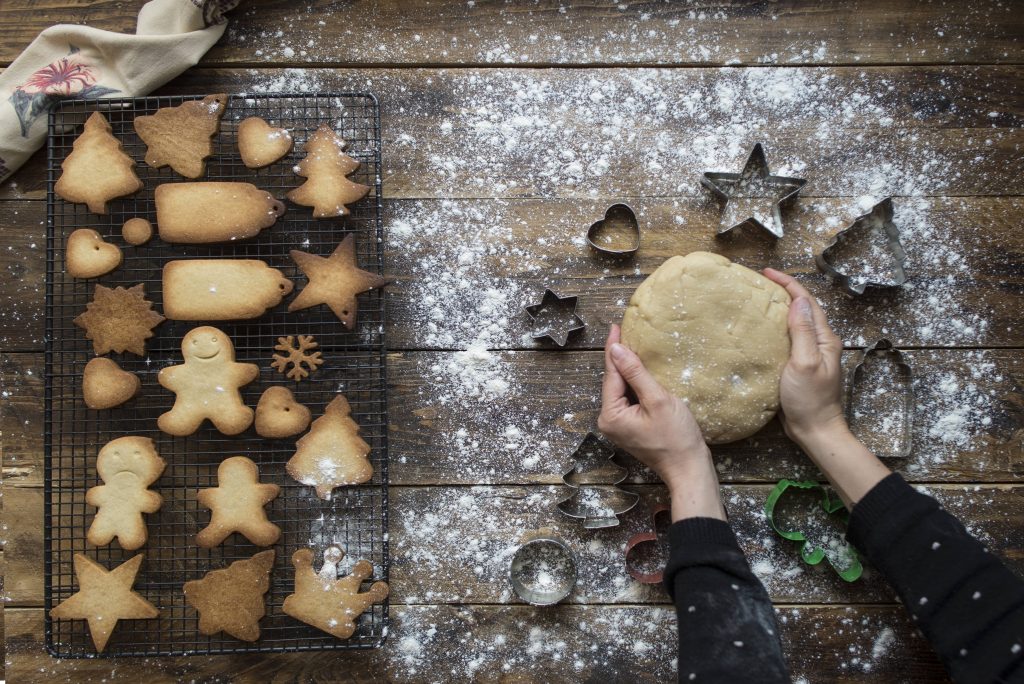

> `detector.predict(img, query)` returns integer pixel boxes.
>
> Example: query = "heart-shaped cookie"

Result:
[586,203,640,257]
[66,229,123,278]
[255,386,311,438]
[83,357,140,409]
[238,117,293,169]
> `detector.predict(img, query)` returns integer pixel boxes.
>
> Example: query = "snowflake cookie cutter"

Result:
[524,289,586,347]
[815,197,908,296]
[586,203,640,257]
[701,143,807,239]
[271,334,324,381]
[556,433,639,529]
[624,504,672,584]
[509,533,577,606]
[845,339,914,459]
[764,479,864,582]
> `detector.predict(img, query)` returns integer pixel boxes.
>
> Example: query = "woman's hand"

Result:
[598,324,725,521]
[762,268,847,448]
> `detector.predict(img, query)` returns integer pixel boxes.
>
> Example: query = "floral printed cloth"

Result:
[0,0,237,184]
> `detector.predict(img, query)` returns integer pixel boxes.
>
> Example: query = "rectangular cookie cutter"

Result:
[845,339,914,459]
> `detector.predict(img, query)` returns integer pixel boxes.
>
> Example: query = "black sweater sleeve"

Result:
[847,473,1024,684]
[663,517,789,684]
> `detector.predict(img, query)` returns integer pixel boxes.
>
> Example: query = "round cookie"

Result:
[122,218,153,246]
[620,252,791,444]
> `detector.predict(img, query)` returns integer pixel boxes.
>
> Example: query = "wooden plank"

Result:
[4,347,1022,489]
[2,0,1022,67]
[3,66,1023,200]
[3,604,950,683]
[3,196,1022,350]
[5,480,1022,608]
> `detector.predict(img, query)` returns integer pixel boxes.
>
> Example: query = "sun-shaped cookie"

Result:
[287,235,389,328]
[74,284,166,356]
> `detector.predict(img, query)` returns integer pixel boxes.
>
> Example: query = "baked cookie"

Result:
[183,550,275,642]
[255,386,311,438]
[86,436,164,550]
[55,111,143,214]
[157,326,258,436]
[196,456,281,548]
[74,284,165,356]
[134,94,228,178]
[238,117,293,168]
[288,235,389,328]
[66,229,122,278]
[286,395,373,499]
[83,357,140,409]
[122,218,153,246]
[282,546,388,640]
[270,334,323,381]
[287,125,370,218]
[163,259,293,320]
[49,553,159,653]
[155,182,286,243]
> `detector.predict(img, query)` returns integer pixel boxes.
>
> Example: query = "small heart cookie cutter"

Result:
[624,504,672,584]
[816,197,908,296]
[845,338,914,459]
[523,289,586,347]
[586,203,640,257]
[509,534,577,606]
[556,433,639,529]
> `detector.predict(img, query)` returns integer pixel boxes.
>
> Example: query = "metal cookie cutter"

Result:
[845,338,914,459]
[701,143,807,239]
[624,504,671,584]
[586,203,640,257]
[816,197,908,296]
[509,534,577,606]
[524,289,586,347]
[556,433,639,529]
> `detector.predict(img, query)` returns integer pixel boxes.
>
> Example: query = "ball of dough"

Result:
[620,252,791,444]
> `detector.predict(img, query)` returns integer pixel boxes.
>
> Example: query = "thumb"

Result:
[789,297,822,366]
[609,343,665,406]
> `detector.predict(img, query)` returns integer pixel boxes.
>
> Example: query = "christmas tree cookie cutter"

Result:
[509,532,577,606]
[764,479,864,582]
[524,289,586,347]
[816,197,908,296]
[556,433,639,529]
[624,504,672,584]
[586,203,640,257]
[845,339,914,459]
[700,143,807,239]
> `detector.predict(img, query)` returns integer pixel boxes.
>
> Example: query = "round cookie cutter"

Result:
[509,535,577,606]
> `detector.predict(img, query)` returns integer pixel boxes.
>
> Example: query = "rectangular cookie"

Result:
[163,260,293,320]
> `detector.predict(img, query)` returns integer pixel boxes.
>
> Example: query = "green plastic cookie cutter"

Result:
[764,479,864,582]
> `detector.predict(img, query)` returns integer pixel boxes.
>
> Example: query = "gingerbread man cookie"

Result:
[157,326,258,436]
[86,436,165,550]
[196,456,281,548]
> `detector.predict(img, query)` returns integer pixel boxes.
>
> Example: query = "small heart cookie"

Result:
[238,117,293,169]
[255,386,311,438]
[83,357,141,409]
[66,229,122,278]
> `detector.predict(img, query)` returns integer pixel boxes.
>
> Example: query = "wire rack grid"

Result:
[44,93,389,657]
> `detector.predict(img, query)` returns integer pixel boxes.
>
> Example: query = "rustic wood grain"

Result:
[3,66,1022,201]
[1,0,1021,68]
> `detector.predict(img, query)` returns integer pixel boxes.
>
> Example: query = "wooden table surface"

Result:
[2,1,1022,682]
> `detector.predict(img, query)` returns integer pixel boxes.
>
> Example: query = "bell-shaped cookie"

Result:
[238,117,293,169]
[255,386,311,438]
[83,357,141,409]
[66,229,123,278]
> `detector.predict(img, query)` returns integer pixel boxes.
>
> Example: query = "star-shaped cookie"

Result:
[288,235,389,328]
[183,550,275,642]
[49,553,159,653]
[73,284,165,356]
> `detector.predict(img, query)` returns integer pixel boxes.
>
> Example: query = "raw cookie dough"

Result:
[620,251,791,444]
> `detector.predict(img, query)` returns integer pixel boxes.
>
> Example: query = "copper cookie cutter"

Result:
[816,197,908,296]
[586,203,640,257]
[556,433,639,529]
[624,504,672,584]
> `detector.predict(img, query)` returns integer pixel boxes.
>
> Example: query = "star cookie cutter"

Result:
[764,479,864,582]
[845,339,914,459]
[556,433,639,529]
[624,504,672,584]
[586,203,640,257]
[701,143,807,239]
[816,197,908,296]
[509,533,577,606]
[524,289,586,347]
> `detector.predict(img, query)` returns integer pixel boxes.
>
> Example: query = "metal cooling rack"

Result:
[44,93,388,657]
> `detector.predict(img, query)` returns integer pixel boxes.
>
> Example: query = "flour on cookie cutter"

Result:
[556,433,639,529]
[524,289,586,347]
[586,203,640,257]
[509,534,577,606]
[624,504,672,584]
[845,338,914,459]
[816,197,908,296]
[701,143,806,239]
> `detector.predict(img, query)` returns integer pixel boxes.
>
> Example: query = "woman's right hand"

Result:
[762,268,847,448]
